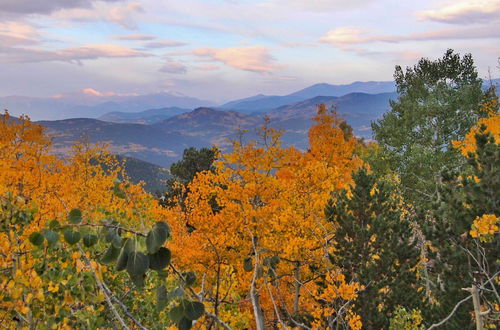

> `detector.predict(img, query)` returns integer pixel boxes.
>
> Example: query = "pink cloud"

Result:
[144,40,188,48]
[0,21,40,46]
[53,1,143,29]
[320,24,500,47]
[417,0,500,24]
[0,44,151,63]
[113,34,156,41]
[189,46,281,74]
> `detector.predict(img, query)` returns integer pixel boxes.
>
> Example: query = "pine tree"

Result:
[161,147,217,208]
[325,168,422,329]
[425,125,499,327]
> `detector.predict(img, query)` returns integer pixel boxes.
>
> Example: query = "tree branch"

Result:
[427,295,472,330]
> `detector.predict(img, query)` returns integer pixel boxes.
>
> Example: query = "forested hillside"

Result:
[0,50,498,330]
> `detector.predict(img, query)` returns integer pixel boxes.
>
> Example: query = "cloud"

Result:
[188,46,281,74]
[80,88,137,96]
[0,0,123,15]
[0,21,40,46]
[319,26,366,46]
[195,64,219,71]
[159,60,187,74]
[320,25,500,47]
[271,0,373,11]
[82,87,107,96]
[113,34,156,41]
[53,2,143,29]
[144,40,188,48]
[0,44,151,64]
[417,0,500,24]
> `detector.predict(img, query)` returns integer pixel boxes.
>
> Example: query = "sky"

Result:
[0,0,499,103]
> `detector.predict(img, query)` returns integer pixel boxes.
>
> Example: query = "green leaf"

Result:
[184,272,196,287]
[156,285,168,313]
[100,245,120,264]
[29,232,44,246]
[104,228,121,248]
[111,234,122,248]
[149,247,171,271]
[116,238,135,271]
[177,317,193,330]
[146,223,168,254]
[130,273,145,288]
[63,229,81,245]
[169,305,185,323]
[256,266,263,278]
[243,257,253,272]
[43,229,59,245]
[126,251,149,276]
[184,301,204,320]
[48,220,60,230]
[167,287,185,300]
[68,209,82,224]
[155,221,171,236]
[156,269,169,278]
[83,234,98,247]
[270,255,280,269]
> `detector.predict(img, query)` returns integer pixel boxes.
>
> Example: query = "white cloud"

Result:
[417,0,500,24]
[320,24,500,47]
[188,46,282,74]
[159,60,187,74]
[144,40,188,48]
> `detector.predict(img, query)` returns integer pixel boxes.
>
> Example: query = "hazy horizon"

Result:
[1,0,499,103]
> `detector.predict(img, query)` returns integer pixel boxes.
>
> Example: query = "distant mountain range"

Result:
[35,91,396,168]
[114,155,170,193]
[265,92,396,149]
[98,107,190,124]
[5,79,496,171]
[219,81,397,113]
[1,91,214,120]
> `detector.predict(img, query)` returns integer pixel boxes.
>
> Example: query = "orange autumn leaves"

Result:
[0,111,167,327]
[1,105,379,329]
[167,105,364,328]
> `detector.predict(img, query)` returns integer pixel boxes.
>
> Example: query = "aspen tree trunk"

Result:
[250,233,266,330]
[293,261,301,315]
[470,285,483,330]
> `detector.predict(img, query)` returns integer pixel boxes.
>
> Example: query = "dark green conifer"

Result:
[325,168,422,329]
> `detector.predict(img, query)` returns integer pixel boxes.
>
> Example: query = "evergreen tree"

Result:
[425,127,499,327]
[325,168,422,329]
[161,147,217,208]
[372,49,497,209]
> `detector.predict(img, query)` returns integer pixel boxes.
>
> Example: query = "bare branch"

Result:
[427,295,472,330]
[78,246,130,330]
[101,282,147,330]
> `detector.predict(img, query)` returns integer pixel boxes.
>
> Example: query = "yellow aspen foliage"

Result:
[452,113,499,156]
[167,106,363,328]
[470,214,499,242]
[0,111,170,328]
